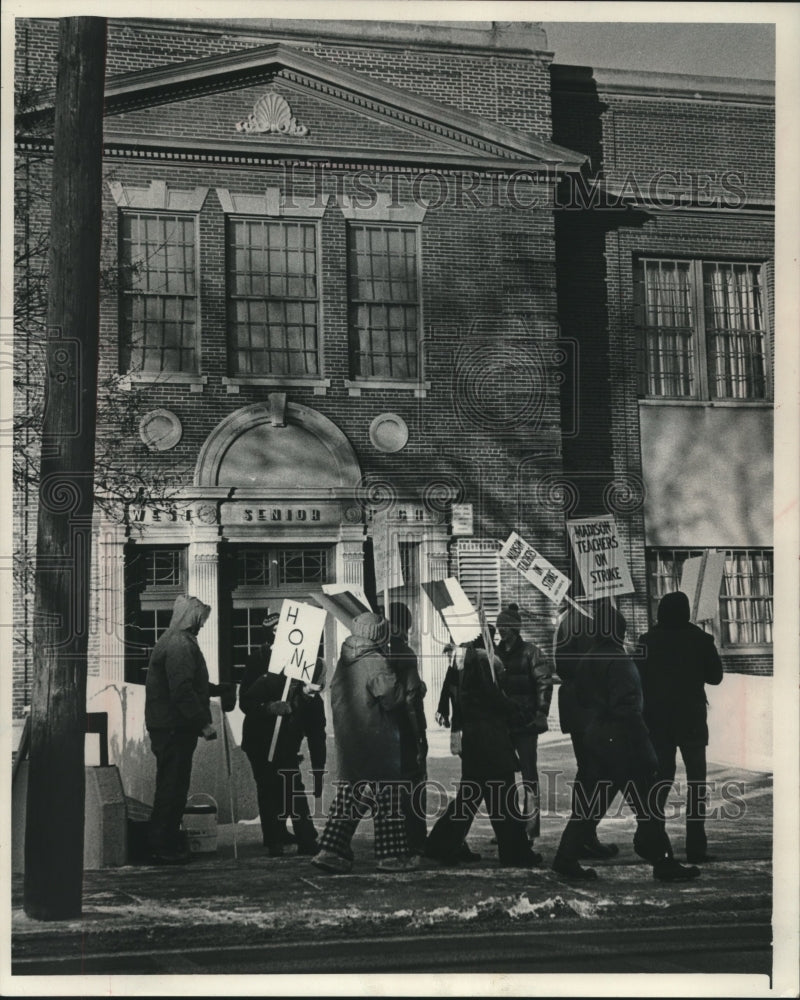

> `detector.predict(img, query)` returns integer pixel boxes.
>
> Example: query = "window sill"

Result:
[223,376,331,396]
[344,378,431,398]
[638,398,772,408]
[121,372,208,394]
[720,644,773,655]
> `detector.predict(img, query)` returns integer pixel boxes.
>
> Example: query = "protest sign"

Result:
[421,577,482,646]
[499,531,572,605]
[566,515,634,598]
[269,599,327,683]
[315,586,372,632]
[371,509,404,596]
[680,551,726,621]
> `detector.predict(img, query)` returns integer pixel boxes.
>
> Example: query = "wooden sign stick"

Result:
[267,675,293,763]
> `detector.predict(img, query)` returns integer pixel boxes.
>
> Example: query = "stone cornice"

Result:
[19,42,584,172]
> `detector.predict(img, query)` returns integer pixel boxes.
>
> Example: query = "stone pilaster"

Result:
[188,529,220,683]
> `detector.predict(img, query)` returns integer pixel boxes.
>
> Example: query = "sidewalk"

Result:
[11,737,772,971]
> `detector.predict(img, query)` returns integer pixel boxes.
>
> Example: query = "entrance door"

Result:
[219,543,337,685]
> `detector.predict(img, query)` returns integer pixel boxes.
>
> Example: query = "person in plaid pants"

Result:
[312,612,414,874]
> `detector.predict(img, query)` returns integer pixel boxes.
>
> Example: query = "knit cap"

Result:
[262,612,281,629]
[496,603,522,628]
[351,612,390,644]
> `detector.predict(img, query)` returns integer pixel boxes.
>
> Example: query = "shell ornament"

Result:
[235,92,309,136]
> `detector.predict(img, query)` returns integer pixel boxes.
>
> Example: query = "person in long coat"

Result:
[552,604,700,883]
[312,612,414,874]
[388,602,429,856]
[554,597,619,859]
[637,591,724,863]
[239,614,319,857]
[145,594,225,864]
[425,640,541,868]
[495,603,552,845]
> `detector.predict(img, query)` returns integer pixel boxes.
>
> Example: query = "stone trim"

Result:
[216,186,331,218]
[107,179,209,212]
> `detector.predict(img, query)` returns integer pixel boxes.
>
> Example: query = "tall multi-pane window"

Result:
[635,258,768,400]
[645,547,773,647]
[348,224,420,379]
[120,213,198,373]
[124,546,187,684]
[228,218,319,375]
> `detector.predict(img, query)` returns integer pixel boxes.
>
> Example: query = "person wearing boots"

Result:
[554,597,619,861]
[495,603,552,848]
[388,602,429,857]
[145,594,233,865]
[637,591,724,863]
[312,612,415,874]
[425,639,541,869]
[552,603,700,883]
[239,613,319,857]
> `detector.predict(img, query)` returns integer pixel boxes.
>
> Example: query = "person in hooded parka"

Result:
[145,594,227,864]
[311,612,414,874]
[638,591,724,863]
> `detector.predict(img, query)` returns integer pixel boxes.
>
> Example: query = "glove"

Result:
[532,712,549,735]
[210,682,236,713]
[435,713,450,729]
[201,723,217,741]
[267,701,292,716]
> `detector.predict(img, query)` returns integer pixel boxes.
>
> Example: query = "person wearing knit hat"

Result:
[238,612,319,858]
[313,612,415,874]
[495,603,553,851]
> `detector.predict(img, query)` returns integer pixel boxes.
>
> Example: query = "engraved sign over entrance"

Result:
[219,500,347,529]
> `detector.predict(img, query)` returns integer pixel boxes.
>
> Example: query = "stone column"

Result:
[332,526,366,655]
[188,528,220,683]
[419,529,451,727]
[95,518,127,683]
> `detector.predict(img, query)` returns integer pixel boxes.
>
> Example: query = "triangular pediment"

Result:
[20,42,584,172]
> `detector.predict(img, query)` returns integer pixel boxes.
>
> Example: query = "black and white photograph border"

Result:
[0,1,798,997]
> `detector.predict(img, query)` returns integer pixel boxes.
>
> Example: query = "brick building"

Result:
[12,19,773,788]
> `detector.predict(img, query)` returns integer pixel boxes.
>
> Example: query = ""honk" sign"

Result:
[269,600,327,682]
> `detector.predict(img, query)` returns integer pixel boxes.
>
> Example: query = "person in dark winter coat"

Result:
[425,641,541,868]
[552,604,700,883]
[145,595,226,864]
[495,604,552,845]
[554,597,619,860]
[312,613,414,874]
[239,613,319,857]
[388,603,429,856]
[638,591,724,863]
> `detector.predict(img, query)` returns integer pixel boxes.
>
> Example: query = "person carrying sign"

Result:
[388,602,429,857]
[637,591,724,863]
[554,597,620,861]
[552,603,700,883]
[495,603,552,847]
[312,612,415,874]
[239,613,320,857]
[425,638,542,869]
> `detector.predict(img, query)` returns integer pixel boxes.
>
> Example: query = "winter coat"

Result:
[637,622,723,747]
[330,634,405,783]
[576,637,658,779]
[388,635,428,777]
[145,595,212,734]
[496,633,553,734]
[238,645,308,764]
[554,604,598,735]
[459,648,519,779]
[437,664,462,732]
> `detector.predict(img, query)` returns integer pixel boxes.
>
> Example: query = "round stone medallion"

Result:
[138,409,183,451]
[368,413,409,453]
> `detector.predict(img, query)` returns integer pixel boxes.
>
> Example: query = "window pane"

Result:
[120,213,198,374]
[348,225,420,379]
[703,263,767,400]
[228,219,319,375]
[636,259,695,397]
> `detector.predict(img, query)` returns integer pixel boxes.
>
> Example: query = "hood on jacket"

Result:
[339,633,387,667]
[168,594,211,634]
[657,591,691,628]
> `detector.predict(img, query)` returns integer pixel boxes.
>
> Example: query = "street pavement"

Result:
[10,731,773,981]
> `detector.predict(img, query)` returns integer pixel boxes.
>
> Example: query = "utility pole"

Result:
[24,16,106,920]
